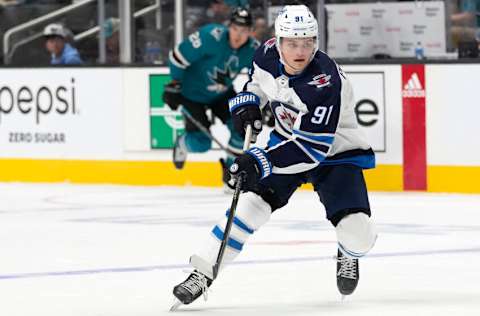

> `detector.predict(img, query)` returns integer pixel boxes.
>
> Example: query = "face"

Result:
[229,23,251,49]
[279,37,316,75]
[252,17,268,41]
[211,2,229,15]
[45,36,65,56]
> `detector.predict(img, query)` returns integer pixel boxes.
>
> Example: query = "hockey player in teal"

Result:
[163,7,259,188]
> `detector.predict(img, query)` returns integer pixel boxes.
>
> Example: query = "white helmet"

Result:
[275,5,318,40]
[274,5,319,70]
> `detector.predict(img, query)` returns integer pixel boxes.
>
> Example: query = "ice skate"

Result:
[336,249,359,297]
[173,134,187,170]
[171,270,212,310]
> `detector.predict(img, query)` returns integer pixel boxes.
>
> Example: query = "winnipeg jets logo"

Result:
[207,56,239,93]
[307,74,331,88]
[275,106,297,129]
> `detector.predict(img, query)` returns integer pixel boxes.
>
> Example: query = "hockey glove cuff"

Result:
[229,147,272,191]
[229,92,263,138]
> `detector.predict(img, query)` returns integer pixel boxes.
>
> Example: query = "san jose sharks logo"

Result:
[307,74,331,88]
[207,55,239,93]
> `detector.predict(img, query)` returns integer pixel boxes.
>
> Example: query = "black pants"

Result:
[181,90,237,132]
[255,164,371,226]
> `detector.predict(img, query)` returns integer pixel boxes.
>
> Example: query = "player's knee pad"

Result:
[335,212,377,258]
[185,131,211,152]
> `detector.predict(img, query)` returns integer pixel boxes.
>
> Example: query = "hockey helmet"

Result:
[230,7,253,27]
[274,5,319,65]
[274,5,318,39]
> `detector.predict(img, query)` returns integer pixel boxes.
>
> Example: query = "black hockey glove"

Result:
[229,92,263,139]
[229,147,272,192]
[162,81,183,110]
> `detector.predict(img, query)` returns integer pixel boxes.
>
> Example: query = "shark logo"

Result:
[207,55,239,93]
[210,27,224,41]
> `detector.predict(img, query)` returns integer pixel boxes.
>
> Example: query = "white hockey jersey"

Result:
[243,39,375,175]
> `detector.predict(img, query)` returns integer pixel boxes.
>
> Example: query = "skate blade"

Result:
[341,294,347,302]
[169,299,183,312]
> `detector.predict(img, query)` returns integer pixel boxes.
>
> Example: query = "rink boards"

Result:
[0,64,479,193]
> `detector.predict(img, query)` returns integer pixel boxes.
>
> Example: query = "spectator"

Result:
[43,23,83,65]
[186,0,252,34]
[101,17,120,64]
[207,0,231,23]
[451,0,480,48]
[186,0,231,33]
[251,16,270,43]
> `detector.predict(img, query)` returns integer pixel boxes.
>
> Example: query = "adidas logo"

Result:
[402,72,425,98]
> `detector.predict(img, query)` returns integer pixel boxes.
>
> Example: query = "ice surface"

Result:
[0,183,479,316]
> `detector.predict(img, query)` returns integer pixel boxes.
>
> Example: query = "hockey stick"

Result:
[190,125,253,280]
[179,107,240,157]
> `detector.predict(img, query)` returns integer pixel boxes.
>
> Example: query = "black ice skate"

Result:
[171,270,212,310]
[173,134,187,169]
[336,249,359,297]
[219,158,235,193]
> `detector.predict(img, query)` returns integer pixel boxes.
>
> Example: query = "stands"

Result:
[1,1,478,65]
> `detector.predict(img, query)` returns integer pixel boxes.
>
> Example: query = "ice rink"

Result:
[1,183,479,316]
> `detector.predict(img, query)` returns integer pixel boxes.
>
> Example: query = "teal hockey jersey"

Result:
[169,23,259,104]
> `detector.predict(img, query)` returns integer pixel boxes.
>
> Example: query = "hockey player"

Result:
[163,7,259,188]
[171,5,377,307]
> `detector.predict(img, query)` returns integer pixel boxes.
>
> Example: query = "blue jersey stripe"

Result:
[293,129,334,144]
[267,130,285,148]
[304,146,327,162]
[297,138,330,154]
[322,154,375,169]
